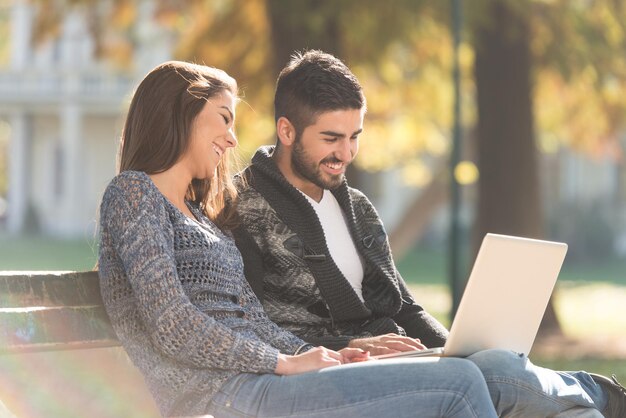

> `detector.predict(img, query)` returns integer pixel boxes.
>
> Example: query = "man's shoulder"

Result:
[236,182,267,207]
[234,167,260,196]
[234,169,274,218]
[346,185,367,200]
[345,185,375,210]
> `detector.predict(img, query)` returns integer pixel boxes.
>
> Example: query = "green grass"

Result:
[0,233,98,271]
[397,245,626,285]
[560,257,626,284]
[533,358,626,377]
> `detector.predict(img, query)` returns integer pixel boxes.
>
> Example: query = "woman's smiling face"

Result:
[182,90,237,180]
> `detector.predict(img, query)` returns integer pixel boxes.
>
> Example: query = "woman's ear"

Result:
[276,117,296,147]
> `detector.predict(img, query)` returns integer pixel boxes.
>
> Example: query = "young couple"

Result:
[98,51,625,417]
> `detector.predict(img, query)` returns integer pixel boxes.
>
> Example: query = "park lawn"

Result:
[397,245,626,286]
[0,233,98,271]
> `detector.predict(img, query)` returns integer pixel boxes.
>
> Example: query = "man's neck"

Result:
[272,146,324,202]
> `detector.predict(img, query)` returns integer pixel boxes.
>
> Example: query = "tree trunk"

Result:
[265,0,342,79]
[472,1,562,335]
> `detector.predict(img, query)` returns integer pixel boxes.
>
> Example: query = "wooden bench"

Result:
[0,271,118,354]
[0,271,212,417]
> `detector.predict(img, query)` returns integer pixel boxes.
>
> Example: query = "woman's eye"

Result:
[222,115,230,124]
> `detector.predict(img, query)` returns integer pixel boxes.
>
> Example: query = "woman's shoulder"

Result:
[109,170,150,187]
[102,170,161,209]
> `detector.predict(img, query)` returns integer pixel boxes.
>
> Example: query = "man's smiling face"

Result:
[290,108,364,193]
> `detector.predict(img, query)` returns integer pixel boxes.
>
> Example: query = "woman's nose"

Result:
[225,128,238,148]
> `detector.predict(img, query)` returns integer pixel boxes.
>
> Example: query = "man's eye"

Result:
[323,138,337,143]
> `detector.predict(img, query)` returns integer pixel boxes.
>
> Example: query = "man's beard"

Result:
[292,139,346,190]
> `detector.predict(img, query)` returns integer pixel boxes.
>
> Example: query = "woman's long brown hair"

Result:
[118,61,239,229]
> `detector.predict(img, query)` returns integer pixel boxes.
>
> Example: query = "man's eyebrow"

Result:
[319,128,363,137]
[220,106,234,120]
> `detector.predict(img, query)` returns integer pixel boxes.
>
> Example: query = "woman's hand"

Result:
[275,346,369,375]
[338,347,371,363]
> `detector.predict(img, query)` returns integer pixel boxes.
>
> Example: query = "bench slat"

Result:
[0,305,119,354]
[0,271,103,308]
[0,271,120,353]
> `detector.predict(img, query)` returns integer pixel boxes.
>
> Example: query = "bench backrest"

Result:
[0,271,119,354]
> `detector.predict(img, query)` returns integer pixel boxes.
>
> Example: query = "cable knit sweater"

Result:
[98,171,306,417]
[234,146,449,351]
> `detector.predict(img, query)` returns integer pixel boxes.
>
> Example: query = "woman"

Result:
[98,60,498,418]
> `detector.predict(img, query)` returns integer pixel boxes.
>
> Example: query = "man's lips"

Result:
[321,160,346,174]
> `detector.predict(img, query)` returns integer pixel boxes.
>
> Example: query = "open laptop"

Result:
[375,233,568,359]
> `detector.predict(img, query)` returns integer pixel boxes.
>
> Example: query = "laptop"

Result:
[375,233,568,359]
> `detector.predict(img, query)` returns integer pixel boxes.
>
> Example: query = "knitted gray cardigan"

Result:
[234,146,449,350]
[98,171,306,417]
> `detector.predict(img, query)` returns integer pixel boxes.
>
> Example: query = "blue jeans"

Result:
[468,349,606,417]
[208,349,608,417]
[208,356,497,417]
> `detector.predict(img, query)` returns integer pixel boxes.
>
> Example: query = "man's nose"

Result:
[336,137,354,161]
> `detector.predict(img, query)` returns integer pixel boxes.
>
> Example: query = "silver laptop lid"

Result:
[444,233,568,357]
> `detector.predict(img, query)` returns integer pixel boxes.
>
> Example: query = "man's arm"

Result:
[392,271,449,348]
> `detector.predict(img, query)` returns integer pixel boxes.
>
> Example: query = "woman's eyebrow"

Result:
[220,106,234,120]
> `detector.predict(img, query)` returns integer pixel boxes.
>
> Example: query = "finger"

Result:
[339,347,367,356]
[367,346,401,356]
[398,338,426,350]
[381,336,425,350]
[347,354,371,363]
[324,349,345,363]
[340,348,369,362]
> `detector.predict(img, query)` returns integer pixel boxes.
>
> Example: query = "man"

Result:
[234,49,625,417]
[234,52,447,355]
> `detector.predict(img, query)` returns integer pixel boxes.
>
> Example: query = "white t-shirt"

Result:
[302,189,365,301]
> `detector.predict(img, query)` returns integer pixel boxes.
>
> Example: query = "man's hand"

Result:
[347,333,426,356]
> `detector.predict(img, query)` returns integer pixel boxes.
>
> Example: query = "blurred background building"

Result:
[0,0,171,237]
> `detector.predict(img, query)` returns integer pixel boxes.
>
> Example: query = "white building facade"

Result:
[0,1,171,238]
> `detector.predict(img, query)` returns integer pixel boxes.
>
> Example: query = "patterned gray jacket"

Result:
[234,146,449,350]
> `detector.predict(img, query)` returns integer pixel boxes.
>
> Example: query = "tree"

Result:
[466,0,626,334]
[470,0,559,334]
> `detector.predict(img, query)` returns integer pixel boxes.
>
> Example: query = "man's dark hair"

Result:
[274,50,366,139]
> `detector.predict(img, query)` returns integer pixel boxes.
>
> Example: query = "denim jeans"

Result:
[208,356,497,417]
[468,349,606,417]
[208,349,608,418]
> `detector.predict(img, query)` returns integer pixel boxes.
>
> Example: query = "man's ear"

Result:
[276,117,296,147]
